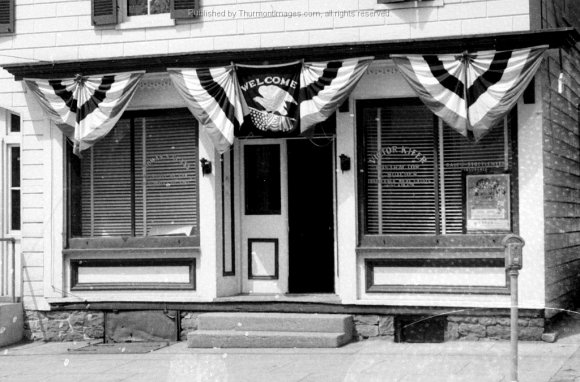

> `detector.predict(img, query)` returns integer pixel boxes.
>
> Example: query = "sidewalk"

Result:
[1,323,579,382]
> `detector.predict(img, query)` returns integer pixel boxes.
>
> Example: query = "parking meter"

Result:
[502,234,524,270]
[502,234,525,382]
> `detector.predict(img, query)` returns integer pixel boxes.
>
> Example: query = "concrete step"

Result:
[187,330,351,348]
[197,312,353,334]
[0,303,23,348]
[189,313,353,348]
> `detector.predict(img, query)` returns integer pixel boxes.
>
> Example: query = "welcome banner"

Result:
[236,62,302,135]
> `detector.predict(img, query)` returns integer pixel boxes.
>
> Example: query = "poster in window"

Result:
[466,174,510,232]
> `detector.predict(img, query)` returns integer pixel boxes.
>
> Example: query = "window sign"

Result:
[465,174,511,232]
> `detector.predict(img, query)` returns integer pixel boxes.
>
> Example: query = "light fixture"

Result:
[200,158,212,175]
[339,154,351,172]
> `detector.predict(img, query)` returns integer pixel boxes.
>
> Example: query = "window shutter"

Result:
[0,0,14,34]
[363,101,438,235]
[170,0,199,20]
[92,0,118,26]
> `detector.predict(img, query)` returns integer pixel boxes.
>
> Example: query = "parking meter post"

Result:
[502,234,525,382]
[509,268,519,382]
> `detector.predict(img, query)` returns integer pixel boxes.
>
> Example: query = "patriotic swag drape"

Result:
[168,66,244,154]
[169,57,372,153]
[392,46,547,140]
[24,72,144,155]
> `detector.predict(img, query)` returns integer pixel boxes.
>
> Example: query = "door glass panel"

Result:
[244,144,281,215]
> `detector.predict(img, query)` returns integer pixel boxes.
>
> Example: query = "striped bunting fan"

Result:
[24,72,144,155]
[168,66,244,154]
[392,46,547,141]
[300,57,373,134]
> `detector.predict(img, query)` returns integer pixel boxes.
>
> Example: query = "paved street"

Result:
[1,323,580,382]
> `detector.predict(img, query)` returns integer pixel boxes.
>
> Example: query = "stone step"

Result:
[197,312,353,334]
[187,330,350,348]
[0,303,23,347]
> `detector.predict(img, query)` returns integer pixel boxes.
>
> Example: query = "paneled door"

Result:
[239,140,288,294]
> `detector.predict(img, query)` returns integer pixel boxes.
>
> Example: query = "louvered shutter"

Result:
[81,121,132,236]
[139,113,199,236]
[170,0,199,19]
[0,0,14,34]
[440,114,512,234]
[363,101,438,234]
[92,0,118,26]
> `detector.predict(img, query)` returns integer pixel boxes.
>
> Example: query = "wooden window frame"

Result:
[66,108,200,249]
[356,98,519,249]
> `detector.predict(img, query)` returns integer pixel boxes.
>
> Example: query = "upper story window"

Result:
[376,0,444,9]
[127,0,169,16]
[357,99,516,240]
[91,0,199,27]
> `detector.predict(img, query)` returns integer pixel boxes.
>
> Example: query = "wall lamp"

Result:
[339,154,351,172]
[200,158,212,176]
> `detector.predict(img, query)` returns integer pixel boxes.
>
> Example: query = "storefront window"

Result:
[69,110,199,238]
[358,99,515,237]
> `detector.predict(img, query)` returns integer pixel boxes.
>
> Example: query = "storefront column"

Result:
[336,102,358,303]
[516,78,545,309]
[197,128,218,299]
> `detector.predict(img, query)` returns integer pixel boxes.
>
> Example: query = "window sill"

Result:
[359,234,508,249]
[116,14,175,30]
[375,0,444,10]
[67,235,200,250]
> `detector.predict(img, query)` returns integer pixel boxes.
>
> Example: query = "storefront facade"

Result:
[0,0,578,342]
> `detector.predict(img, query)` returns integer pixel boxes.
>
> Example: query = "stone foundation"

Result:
[446,316,544,341]
[180,312,199,340]
[353,315,395,341]
[24,310,545,342]
[24,311,104,342]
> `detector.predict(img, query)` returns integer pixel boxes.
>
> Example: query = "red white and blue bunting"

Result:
[24,72,144,155]
[392,46,547,140]
[168,66,244,154]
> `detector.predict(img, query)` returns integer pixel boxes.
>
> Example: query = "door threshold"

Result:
[214,294,341,304]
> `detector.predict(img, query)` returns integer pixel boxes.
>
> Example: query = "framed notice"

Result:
[465,174,511,232]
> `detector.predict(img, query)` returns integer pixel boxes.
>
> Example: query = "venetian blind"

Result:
[138,113,198,235]
[81,112,198,237]
[81,121,132,236]
[363,102,437,234]
[440,115,511,234]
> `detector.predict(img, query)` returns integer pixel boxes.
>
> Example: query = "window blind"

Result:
[361,99,513,236]
[140,114,198,235]
[80,112,198,237]
[440,117,511,234]
[81,121,133,236]
[363,102,437,234]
